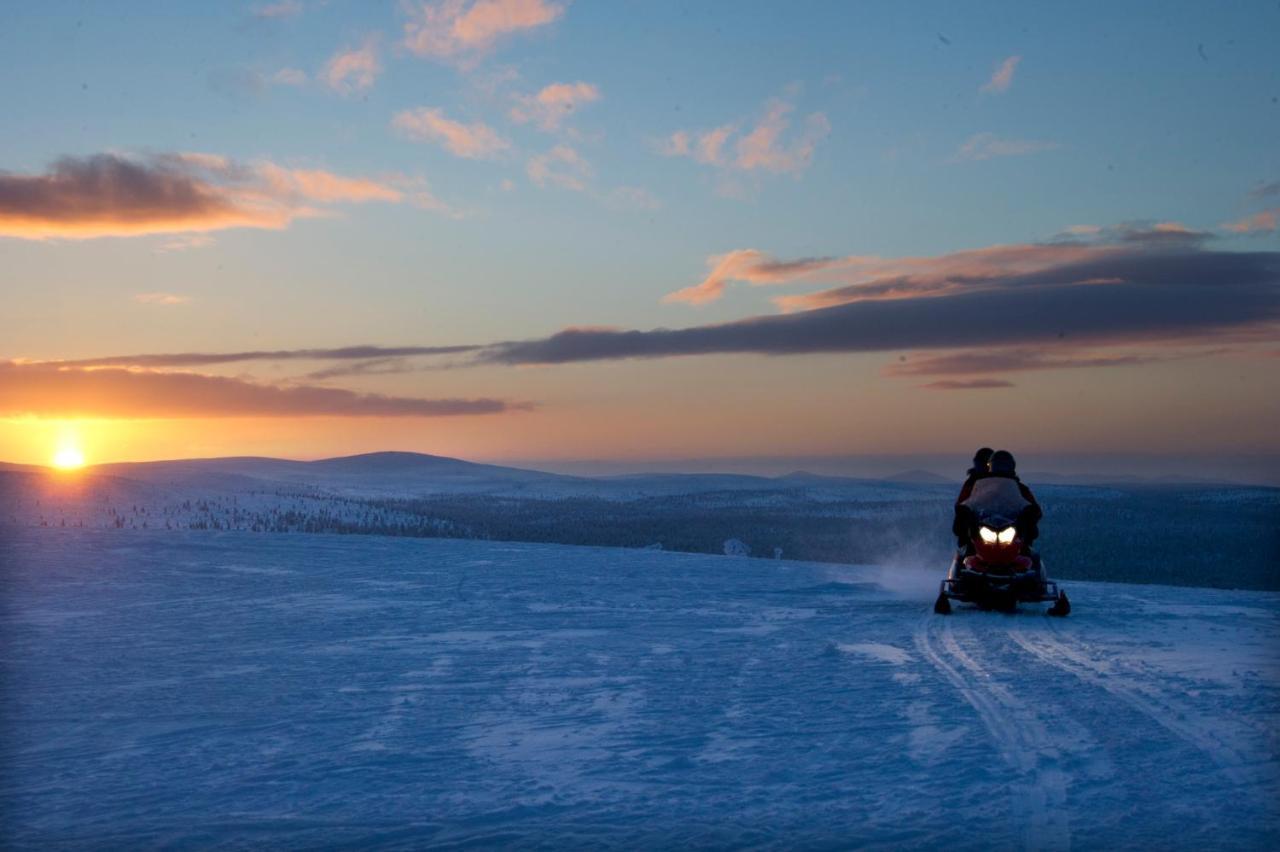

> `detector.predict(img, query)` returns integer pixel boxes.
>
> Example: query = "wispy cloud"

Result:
[664,250,838,306]
[323,37,381,95]
[1222,208,1278,234]
[980,55,1021,93]
[527,145,592,191]
[155,234,216,253]
[392,107,510,159]
[661,96,830,177]
[510,81,601,132]
[252,0,304,19]
[402,0,564,64]
[953,132,1058,161]
[271,67,308,86]
[1248,180,1280,201]
[886,348,1162,377]
[477,248,1280,365]
[735,99,830,174]
[0,362,523,418]
[922,379,1015,390]
[297,357,420,381]
[605,186,661,211]
[0,152,421,240]
[36,344,481,370]
[133,292,191,306]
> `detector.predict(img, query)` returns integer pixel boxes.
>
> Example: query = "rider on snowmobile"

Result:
[986,450,1041,548]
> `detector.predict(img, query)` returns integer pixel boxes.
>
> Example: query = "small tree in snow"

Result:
[723,538,750,557]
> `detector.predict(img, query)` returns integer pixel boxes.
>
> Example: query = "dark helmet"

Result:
[990,450,1017,476]
[968,447,994,475]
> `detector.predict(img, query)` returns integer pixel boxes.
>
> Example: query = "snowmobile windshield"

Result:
[960,477,1029,525]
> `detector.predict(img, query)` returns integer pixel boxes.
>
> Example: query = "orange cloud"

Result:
[664,243,1119,308]
[392,108,510,159]
[133,293,191,306]
[1223,209,1278,234]
[256,163,403,203]
[664,250,838,305]
[0,153,411,240]
[403,0,564,63]
[510,81,601,131]
[981,55,1021,93]
[735,99,830,174]
[662,96,829,177]
[323,37,380,94]
[0,362,524,418]
[526,145,591,191]
[252,0,304,19]
[665,223,1212,309]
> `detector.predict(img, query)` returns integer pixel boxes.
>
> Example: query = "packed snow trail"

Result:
[2,528,1277,849]
[914,615,1072,851]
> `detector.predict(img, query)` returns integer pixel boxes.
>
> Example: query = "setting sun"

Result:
[52,446,85,470]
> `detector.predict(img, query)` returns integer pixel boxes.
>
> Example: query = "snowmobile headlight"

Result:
[997,526,1017,544]
[979,526,999,544]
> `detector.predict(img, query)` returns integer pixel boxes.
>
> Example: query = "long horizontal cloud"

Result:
[0,363,524,418]
[923,379,1016,390]
[0,152,416,239]
[32,344,480,370]
[479,250,1280,365]
[667,224,1210,307]
[886,348,1159,377]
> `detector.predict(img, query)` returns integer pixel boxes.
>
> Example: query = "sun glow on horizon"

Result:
[52,445,86,470]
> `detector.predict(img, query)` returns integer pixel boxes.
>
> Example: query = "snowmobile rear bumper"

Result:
[939,571,1062,604]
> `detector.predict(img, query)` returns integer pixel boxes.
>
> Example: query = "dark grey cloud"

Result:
[1049,221,1214,248]
[887,348,1158,377]
[479,250,1280,365]
[1249,180,1280,201]
[0,363,524,418]
[297,357,417,381]
[0,152,404,239]
[0,154,241,235]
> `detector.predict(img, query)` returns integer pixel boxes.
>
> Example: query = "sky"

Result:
[1,0,1278,474]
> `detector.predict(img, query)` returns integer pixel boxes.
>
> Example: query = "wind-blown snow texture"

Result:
[3,528,1278,849]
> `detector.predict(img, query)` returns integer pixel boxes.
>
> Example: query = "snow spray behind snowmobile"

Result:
[934,476,1070,616]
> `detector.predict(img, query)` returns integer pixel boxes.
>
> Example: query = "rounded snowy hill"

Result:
[3,529,1277,849]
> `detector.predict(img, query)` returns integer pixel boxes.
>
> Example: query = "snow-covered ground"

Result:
[2,528,1277,849]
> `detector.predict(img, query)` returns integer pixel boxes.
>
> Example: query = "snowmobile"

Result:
[934,476,1070,616]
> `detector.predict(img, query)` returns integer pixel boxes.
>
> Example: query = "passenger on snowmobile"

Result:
[953,447,994,547]
[986,450,1041,549]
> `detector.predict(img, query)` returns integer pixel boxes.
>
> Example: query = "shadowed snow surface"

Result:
[2,529,1277,849]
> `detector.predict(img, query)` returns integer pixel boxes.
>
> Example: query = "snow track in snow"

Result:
[1007,620,1268,791]
[914,615,1072,851]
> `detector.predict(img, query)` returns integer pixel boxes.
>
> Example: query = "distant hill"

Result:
[83,451,582,497]
[884,469,955,485]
